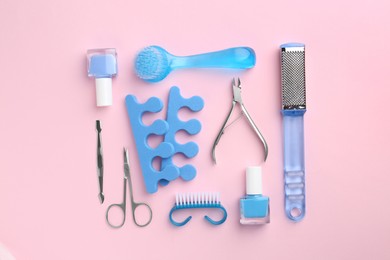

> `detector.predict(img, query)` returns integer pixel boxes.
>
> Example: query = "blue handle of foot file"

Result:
[282,110,306,221]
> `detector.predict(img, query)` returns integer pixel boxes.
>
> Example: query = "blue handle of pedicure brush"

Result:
[170,47,256,69]
[282,110,306,222]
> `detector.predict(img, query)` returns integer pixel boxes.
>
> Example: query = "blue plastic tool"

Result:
[135,46,256,82]
[160,87,204,186]
[169,192,227,227]
[125,95,180,194]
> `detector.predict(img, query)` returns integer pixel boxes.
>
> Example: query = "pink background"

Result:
[1,0,390,259]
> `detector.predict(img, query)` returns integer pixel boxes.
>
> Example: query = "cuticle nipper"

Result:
[211,78,268,164]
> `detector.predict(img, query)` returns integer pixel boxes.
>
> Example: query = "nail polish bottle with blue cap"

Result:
[240,166,270,225]
[87,48,117,107]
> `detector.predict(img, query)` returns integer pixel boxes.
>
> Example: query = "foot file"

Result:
[280,43,306,222]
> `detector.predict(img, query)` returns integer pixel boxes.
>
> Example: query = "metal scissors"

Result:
[106,147,153,228]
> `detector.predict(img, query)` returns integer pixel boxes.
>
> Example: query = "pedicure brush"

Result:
[135,46,256,83]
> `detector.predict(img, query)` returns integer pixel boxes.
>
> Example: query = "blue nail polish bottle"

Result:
[240,166,270,225]
[87,48,118,107]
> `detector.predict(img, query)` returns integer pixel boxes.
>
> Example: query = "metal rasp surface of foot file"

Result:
[280,43,306,222]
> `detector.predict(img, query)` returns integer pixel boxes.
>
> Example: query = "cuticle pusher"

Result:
[96,120,104,204]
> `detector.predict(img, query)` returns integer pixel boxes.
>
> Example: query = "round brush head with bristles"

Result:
[135,46,171,83]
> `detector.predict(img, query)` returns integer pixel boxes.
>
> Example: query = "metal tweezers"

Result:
[212,78,268,163]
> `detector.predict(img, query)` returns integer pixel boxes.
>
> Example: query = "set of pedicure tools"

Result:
[94,120,152,227]
[87,43,307,227]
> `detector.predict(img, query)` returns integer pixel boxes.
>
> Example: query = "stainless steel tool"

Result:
[212,78,268,164]
[106,148,153,228]
[96,120,104,204]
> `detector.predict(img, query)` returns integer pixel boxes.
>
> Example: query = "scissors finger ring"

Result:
[131,202,153,227]
[106,203,126,228]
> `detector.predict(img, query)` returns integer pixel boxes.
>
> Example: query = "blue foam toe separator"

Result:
[125,95,180,194]
[161,86,204,183]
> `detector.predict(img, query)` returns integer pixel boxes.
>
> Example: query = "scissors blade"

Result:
[123,147,131,179]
